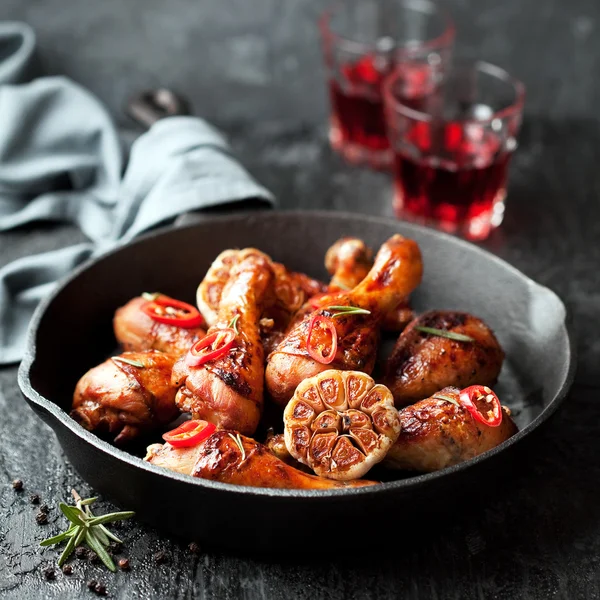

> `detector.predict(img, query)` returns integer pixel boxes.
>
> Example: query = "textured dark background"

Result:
[1,0,599,598]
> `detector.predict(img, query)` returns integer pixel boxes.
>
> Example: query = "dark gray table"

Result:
[1,0,599,598]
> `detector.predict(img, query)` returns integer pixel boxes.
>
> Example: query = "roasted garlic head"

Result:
[283,370,401,480]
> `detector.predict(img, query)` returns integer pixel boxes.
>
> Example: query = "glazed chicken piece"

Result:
[324,237,414,333]
[384,387,518,472]
[264,430,304,467]
[71,350,179,444]
[324,237,373,292]
[382,310,505,407]
[172,249,274,435]
[266,234,423,407]
[196,248,326,329]
[114,296,205,356]
[144,431,378,489]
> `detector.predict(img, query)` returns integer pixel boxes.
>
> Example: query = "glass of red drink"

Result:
[319,0,455,170]
[384,59,525,240]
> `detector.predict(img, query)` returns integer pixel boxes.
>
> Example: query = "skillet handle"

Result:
[125,88,191,129]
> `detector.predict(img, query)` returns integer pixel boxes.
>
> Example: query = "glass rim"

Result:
[382,59,526,125]
[319,0,455,57]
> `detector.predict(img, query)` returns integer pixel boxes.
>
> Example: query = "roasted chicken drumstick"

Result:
[114,295,205,356]
[382,310,505,407]
[145,431,377,489]
[323,237,414,332]
[172,249,274,435]
[384,386,518,472]
[71,350,179,444]
[266,234,423,407]
[196,248,326,328]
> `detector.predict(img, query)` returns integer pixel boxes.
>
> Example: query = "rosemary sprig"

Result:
[111,356,145,368]
[414,326,475,342]
[228,433,246,461]
[325,305,371,317]
[40,489,135,572]
[228,314,240,334]
[433,393,460,407]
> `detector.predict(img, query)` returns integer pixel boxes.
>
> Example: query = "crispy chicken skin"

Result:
[114,296,205,356]
[383,310,505,407]
[324,237,414,333]
[384,387,518,472]
[266,234,424,407]
[71,350,179,444]
[196,249,326,328]
[144,431,378,489]
[172,249,274,435]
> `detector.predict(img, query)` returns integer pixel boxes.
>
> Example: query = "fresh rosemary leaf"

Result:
[73,524,86,548]
[228,433,246,461]
[111,356,145,368]
[79,496,98,506]
[57,533,78,566]
[433,393,460,406]
[325,305,371,316]
[229,314,240,334]
[59,503,86,527]
[87,511,135,527]
[98,523,123,544]
[414,326,475,342]
[93,525,110,547]
[85,530,116,572]
[40,529,74,546]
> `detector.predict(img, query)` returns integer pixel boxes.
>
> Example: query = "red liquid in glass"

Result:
[329,55,433,168]
[393,119,512,240]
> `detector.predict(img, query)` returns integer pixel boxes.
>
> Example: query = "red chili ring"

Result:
[306,313,338,365]
[162,419,217,448]
[185,328,236,367]
[459,385,503,427]
[141,294,204,328]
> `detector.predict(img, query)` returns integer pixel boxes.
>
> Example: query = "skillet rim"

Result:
[17,209,577,499]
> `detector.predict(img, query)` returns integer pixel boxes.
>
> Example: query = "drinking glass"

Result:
[319,0,455,169]
[384,59,525,240]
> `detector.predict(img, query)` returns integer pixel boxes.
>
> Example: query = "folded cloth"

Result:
[0,22,275,365]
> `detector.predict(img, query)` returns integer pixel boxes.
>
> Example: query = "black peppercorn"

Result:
[62,564,73,575]
[87,579,98,590]
[35,511,48,525]
[118,557,130,571]
[75,546,88,559]
[153,550,168,565]
[94,582,107,596]
[30,494,41,504]
[12,479,23,491]
[88,550,100,564]
[39,504,50,514]
[108,541,122,555]
[188,542,201,554]
[43,567,55,580]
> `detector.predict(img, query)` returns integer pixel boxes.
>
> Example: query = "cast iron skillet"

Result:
[18,210,575,554]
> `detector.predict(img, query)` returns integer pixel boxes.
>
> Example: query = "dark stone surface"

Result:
[1,0,600,598]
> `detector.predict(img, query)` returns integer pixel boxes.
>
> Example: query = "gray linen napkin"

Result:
[0,22,275,365]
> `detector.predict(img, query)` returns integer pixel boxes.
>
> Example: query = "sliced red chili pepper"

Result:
[306,313,338,364]
[162,419,217,448]
[185,328,236,367]
[141,294,204,328]
[459,385,503,427]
